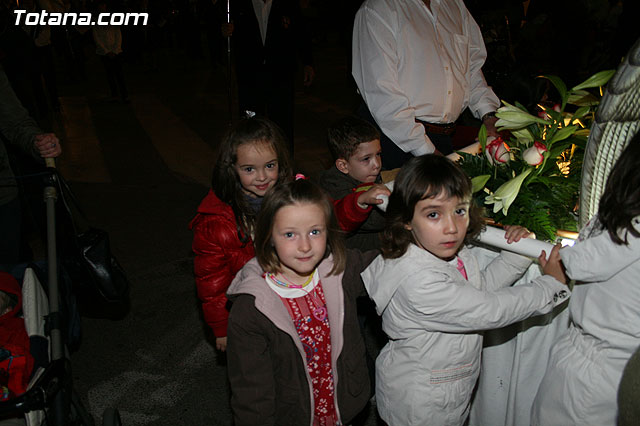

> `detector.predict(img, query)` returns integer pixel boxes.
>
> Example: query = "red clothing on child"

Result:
[0,272,34,399]
[280,282,338,426]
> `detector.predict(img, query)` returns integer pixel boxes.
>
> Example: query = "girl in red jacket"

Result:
[190,117,292,352]
[190,117,388,352]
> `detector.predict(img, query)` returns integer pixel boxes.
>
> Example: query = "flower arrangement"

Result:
[457,70,614,241]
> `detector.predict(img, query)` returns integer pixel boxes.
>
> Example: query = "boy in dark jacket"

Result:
[313,116,386,251]
[312,117,388,396]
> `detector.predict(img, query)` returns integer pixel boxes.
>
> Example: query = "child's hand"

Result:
[538,244,568,285]
[503,225,535,243]
[357,184,391,209]
[216,336,227,352]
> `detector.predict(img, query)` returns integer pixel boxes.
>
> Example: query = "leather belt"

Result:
[416,119,457,136]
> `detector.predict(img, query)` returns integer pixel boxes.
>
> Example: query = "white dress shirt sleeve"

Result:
[464,8,500,119]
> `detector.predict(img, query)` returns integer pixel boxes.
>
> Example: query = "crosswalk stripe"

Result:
[132,94,216,187]
[56,96,111,183]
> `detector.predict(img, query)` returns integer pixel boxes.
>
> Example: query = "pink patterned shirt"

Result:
[280,282,339,426]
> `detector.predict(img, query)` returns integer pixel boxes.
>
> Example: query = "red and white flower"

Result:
[485,137,511,165]
[522,141,548,166]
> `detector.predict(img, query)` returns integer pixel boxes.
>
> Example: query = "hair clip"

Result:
[295,173,306,181]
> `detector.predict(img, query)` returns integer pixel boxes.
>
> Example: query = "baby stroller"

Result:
[0,161,122,426]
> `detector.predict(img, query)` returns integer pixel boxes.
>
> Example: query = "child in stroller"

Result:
[0,267,120,426]
[0,272,34,407]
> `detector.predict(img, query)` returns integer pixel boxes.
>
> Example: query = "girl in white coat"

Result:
[531,137,640,426]
[361,155,570,426]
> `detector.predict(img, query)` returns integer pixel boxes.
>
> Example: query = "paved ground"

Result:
[37,34,383,425]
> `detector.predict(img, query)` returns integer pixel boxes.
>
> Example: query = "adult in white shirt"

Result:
[352,0,500,168]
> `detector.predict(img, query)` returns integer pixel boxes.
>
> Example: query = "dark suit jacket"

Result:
[231,0,312,85]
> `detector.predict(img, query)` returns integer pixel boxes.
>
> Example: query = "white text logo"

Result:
[14,10,149,26]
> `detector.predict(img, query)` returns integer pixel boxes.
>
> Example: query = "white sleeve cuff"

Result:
[410,140,434,156]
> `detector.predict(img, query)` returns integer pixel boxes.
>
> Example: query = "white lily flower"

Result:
[496,102,549,130]
[485,168,532,215]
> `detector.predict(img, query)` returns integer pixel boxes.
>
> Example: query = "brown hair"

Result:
[254,179,346,275]
[211,117,292,243]
[327,115,380,161]
[597,132,640,245]
[381,154,485,259]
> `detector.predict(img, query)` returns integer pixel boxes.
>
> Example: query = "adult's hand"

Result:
[34,133,62,158]
[483,115,500,138]
[221,22,234,37]
[303,65,315,87]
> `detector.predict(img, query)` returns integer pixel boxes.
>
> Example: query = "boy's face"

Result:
[336,139,382,183]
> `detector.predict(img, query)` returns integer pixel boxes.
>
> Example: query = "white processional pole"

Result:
[226,0,233,124]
